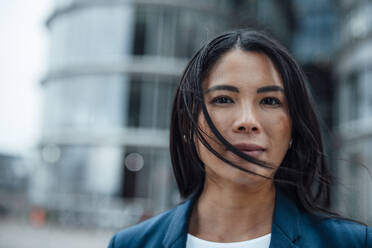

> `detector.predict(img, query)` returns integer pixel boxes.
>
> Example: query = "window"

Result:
[347,72,360,121]
[44,74,129,130]
[341,69,372,123]
[127,76,177,129]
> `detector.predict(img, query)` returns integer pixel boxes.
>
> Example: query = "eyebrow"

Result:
[256,85,284,93]
[204,84,285,94]
[204,85,239,94]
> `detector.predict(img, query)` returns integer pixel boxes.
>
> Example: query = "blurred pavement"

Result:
[0,217,115,248]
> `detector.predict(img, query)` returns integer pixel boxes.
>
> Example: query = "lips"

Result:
[233,143,266,159]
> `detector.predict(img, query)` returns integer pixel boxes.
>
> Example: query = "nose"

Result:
[233,104,260,134]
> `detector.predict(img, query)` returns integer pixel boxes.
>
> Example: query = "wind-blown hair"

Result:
[170,29,333,215]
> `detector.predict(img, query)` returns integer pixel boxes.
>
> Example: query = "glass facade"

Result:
[48,5,135,70]
[34,0,233,227]
[43,75,129,130]
[127,75,177,129]
[292,0,337,63]
[33,0,317,229]
[334,0,372,225]
[337,69,372,124]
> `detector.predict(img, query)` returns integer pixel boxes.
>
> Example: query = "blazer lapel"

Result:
[161,189,302,248]
[162,194,197,248]
[269,189,302,248]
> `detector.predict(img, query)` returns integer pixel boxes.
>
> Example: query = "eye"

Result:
[260,97,281,106]
[211,96,234,104]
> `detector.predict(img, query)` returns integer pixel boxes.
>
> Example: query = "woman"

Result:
[108,30,371,248]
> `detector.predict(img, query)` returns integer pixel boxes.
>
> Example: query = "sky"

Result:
[0,1,51,155]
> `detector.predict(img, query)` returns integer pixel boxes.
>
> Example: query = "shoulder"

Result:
[300,213,371,247]
[107,195,197,248]
[274,189,371,247]
[108,208,175,248]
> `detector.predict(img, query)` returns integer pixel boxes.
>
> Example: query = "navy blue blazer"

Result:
[108,190,371,247]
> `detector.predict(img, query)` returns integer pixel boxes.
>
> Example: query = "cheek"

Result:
[197,114,210,138]
[204,106,233,131]
[195,114,212,155]
[263,112,291,142]
[197,111,225,142]
[277,114,291,138]
[195,113,225,164]
[194,129,221,176]
[262,113,291,167]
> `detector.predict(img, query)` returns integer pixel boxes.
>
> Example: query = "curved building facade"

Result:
[32,0,231,228]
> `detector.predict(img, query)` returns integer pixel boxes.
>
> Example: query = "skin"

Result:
[188,49,292,242]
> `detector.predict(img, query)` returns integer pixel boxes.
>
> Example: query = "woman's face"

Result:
[196,49,292,185]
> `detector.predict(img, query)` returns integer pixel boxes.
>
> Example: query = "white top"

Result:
[186,233,271,248]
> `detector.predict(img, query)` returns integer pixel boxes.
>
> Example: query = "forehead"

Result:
[203,49,283,90]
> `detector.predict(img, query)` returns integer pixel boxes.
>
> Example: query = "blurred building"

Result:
[30,0,372,229]
[332,0,372,224]
[33,0,233,229]
[0,154,28,217]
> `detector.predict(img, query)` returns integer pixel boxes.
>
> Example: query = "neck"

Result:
[188,177,275,242]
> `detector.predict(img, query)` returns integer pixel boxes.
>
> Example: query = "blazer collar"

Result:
[162,189,302,248]
[162,193,197,248]
[269,189,302,248]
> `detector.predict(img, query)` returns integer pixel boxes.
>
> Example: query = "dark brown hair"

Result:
[170,29,333,215]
